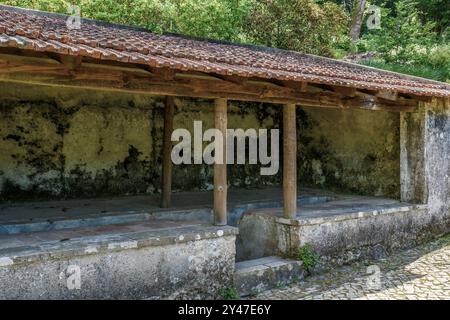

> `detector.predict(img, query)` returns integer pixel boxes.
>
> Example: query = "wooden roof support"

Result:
[283,103,297,219]
[0,52,420,112]
[214,98,228,226]
[160,96,175,208]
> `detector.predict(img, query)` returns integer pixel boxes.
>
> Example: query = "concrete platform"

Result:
[236,194,447,265]
[0,219,238,299]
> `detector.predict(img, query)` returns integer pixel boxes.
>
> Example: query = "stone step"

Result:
[234,256,304,296]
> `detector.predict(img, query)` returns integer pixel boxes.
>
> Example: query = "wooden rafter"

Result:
[0,52,420,112]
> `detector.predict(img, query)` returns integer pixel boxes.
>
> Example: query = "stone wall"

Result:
[0,225,237,299]
[0,82,400,201]
[401,98,450,223]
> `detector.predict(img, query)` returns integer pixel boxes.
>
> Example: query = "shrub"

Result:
[218,287,240,300]
[297,243,319,273]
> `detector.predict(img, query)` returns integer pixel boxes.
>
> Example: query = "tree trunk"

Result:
[349,0,367,42]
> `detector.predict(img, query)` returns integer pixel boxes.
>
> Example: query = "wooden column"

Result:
[214,98,228,226]
[283,103,297,218]
[160,96,175,208]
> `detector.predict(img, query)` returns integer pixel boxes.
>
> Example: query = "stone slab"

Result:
[234,256,304,296]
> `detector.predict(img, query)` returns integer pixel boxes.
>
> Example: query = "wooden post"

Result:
[160,96,175,208]
[214,98,228,226]
[283,103,297,218]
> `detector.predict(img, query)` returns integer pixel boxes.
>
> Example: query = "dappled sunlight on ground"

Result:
[251,235,450,300]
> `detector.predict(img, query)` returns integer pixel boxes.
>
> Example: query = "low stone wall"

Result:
[0,225,237,299]
[237,204,449,265]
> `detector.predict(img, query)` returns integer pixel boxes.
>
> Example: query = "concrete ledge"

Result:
[276,203,428,226]
[0,224,237,266]
[237,197,449,265]
[0,224,238,299]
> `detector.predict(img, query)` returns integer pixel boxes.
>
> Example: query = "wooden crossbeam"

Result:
[0,53,419,112]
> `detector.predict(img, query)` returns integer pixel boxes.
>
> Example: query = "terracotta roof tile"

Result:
[1,5,449,97]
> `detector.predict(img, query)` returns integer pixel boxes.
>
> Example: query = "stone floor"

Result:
[0,187,333,224]
[250,235,450,300]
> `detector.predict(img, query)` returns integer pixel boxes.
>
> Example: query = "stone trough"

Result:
[0,187,448,299]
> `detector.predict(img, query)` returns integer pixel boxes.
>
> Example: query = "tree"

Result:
[361,1,436,64]
[349,0,366,42]
[243,0,349,56]
[415,0,449,36]
[2,0,253,42]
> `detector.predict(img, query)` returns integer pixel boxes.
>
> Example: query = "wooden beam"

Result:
[57,55,82,70]
[399,93,433,103]
[0,53,419,112]
[82,62,153,75]
[283,103,297,219]
[332,85,357,97]
[214,98,228,226]
[376,90,398,101]
[160,96,175,208]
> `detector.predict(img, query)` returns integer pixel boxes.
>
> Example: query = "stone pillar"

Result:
[400,105,427,204]
[214,98,228,226]
[283,103,297,219]
[400,98,450,229]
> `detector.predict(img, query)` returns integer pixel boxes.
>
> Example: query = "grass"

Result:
[361,61,449,83]
[218,287,240,300]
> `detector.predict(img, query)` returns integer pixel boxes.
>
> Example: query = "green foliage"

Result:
[362,60,449,83]
[219,287,240,300]
[1,0,68,12]
[243,0,349,56]
[428,44,450,69]
[360,1,437,64]
[1,0,253,41]
[408,0,449,36]
[296,243,319,273]
[355,1,449,82]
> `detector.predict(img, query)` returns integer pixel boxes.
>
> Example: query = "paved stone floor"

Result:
[251,235,450,300]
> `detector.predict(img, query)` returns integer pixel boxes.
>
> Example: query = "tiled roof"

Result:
[0,5,449,97]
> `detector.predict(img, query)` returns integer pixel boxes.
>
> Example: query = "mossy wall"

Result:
[298,107,400,197]
[0,82,400,201]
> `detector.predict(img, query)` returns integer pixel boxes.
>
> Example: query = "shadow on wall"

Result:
[0,83,400,201]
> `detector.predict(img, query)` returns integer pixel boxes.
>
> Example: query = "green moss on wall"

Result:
[0,82,401,201]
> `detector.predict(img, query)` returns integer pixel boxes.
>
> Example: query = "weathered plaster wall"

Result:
[423,98,450,224]
[0,83,161,200]
[0,82,400,201]
[299,107,400,197]
[401,98,450,222]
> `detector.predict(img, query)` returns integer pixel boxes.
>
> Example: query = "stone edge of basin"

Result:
[0,224,238,268]
[246,204,429,226]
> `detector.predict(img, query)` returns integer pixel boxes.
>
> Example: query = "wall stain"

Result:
[0,83,401,201]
